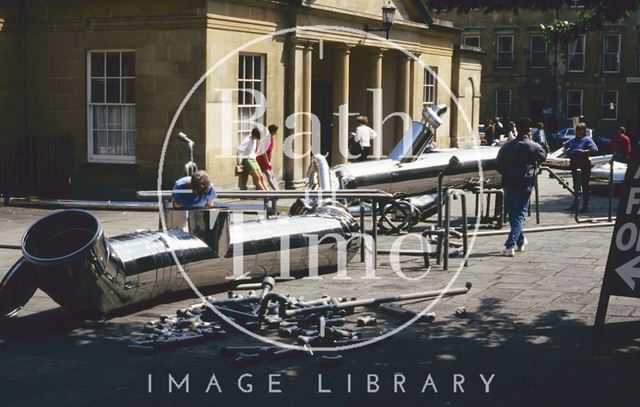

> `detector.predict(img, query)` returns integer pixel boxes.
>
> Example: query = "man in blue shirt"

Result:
[563,122,598,212]
[171,170,216,209]
[496,117,548,257]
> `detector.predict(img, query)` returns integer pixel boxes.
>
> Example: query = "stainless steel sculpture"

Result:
[0,205,360,319]
[544,147,627,185]
[326,105,502,196]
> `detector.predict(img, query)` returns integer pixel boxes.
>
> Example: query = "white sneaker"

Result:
[516,238,528,252]
[501,247,515,257]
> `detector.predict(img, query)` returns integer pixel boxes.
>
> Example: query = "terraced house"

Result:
[0,0,482,198]
[436,3,640,139]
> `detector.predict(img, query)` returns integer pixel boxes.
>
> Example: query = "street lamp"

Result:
[364,2,397,40]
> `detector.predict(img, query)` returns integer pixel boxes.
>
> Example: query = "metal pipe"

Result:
[608,158,614,222]
[275,283,472,319]
[1,205,360,319]
[534,175,540,225]
[0,244,21,250]
[472,222,614,236]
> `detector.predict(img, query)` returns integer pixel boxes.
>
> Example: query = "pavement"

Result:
[0,174,639,407]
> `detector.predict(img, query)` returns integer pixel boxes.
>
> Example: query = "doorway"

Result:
[312,79,333,156]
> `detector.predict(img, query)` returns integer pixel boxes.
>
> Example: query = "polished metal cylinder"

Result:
[2,205,360,319]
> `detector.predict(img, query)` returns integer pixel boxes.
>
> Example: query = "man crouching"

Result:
[171,170,217,209]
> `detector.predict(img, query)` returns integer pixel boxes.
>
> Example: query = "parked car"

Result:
[548,127,612,153]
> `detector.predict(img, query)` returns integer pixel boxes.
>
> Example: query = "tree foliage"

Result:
[427,0,640,42]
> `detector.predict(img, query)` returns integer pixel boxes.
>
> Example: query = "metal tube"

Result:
[360,203,365,262]
[608,158,614,222]
[472,222,614,236]
[443,192,451,271]
[280,283,472,318]
[2,205,361,319]
[541,166,575,196]
[533,174,540,225]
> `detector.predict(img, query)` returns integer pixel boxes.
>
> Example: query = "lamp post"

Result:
[364,2,397,40]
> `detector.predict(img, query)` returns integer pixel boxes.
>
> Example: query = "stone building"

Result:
[0,0,482,198]
[436,4,640,139]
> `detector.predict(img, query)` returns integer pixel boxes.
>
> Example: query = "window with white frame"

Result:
[463,36,480,48]
[497,36,514,68]
[602,34,621,73]
[601,90,618,120]
[87,51,136,163]
[568,35,586,72]
[423,67,437,107]
[566,90,583,119]
[237,54,265,142]
[530,35,547,68]
[495,90,511,118]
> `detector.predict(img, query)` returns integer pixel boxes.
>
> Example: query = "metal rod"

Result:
[533,173,540,225]
[444,192,450,271]
[472,222,614,236]
[608,158,614,222]
[360,202,365,262]
[281,283,472,318]
[541,166,575,196]
[137,189,394,200]
[0,244,21,250]
[372,200,378,271]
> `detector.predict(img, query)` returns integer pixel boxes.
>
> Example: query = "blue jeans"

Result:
[504,186,531,249]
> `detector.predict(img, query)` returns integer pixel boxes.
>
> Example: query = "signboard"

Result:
[625,77,640,83]
[595,155,640,332]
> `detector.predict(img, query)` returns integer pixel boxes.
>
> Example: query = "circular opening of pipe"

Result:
[21,209,102,266]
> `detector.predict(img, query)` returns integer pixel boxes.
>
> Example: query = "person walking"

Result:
[352,115,377,161]
[612,126,631,163]
[564,122,598,212]
[237,128,267,191]
[484,119,495,145]
[531,122,548,151]
[257,124,279,190]
[495,117,547,257]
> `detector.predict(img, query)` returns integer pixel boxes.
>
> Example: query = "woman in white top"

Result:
[353,115,377,161]
[506,121,518,141]
[237,128,267,190]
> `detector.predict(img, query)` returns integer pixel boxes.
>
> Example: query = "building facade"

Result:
[437,5,640,139]
[0,0,482,198]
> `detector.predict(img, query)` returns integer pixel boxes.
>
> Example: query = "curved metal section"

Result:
[0,259,39,319]
[334,146,501,195]
[330,105,501,195]
[4,206,360,318]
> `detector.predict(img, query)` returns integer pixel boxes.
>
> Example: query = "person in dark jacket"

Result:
[496,117,548,256]
[563,122,598,212]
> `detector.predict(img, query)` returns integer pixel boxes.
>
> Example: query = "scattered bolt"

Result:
[357,315,377,327]
[454,307,467,318]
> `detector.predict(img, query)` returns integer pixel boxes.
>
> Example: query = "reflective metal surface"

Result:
[2,206,360,319]
[330,105,501,195]
[544,148,627,184]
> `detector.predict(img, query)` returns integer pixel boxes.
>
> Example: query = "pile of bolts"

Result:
[129,277,471,366]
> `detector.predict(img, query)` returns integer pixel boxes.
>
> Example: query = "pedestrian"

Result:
[495,117,504,138]
[352,115,377,161]
[237,128,267,191]
[612,126,631,163]
[171,170,216,209]
[563,122,598,212]
[257,124,279,190]
[506,121,518,141]
[531,122,548,151]
[495,117,547,257]
[484,119,495,145]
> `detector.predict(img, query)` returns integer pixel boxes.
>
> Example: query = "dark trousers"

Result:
[359,146,371,161]
[570,163,591,209]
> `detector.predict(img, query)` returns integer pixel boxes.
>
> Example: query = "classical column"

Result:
[369,49,383,159]
[284,41,305,188]
[395,55,412,145]
[331,45,351,165]
[302,44,313,172]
